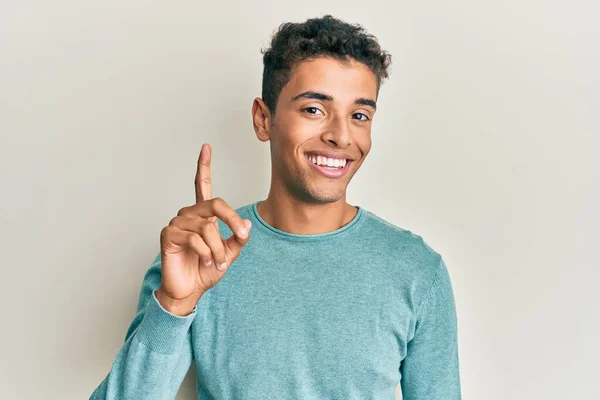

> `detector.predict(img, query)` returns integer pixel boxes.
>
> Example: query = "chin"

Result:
[304,187,347,204]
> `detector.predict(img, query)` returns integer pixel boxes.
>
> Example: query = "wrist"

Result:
[155,287,202,317]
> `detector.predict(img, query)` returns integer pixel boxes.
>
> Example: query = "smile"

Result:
[304,153,352,178]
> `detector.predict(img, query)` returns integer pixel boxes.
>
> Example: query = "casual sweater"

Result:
[90,200,461,399]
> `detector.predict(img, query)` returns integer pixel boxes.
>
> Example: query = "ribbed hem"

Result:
[135,289,196,355]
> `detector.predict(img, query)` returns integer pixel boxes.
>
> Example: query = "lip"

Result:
[305,154,352,178]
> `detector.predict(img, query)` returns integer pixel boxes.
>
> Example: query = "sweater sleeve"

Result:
[400,257,462,399]
[90,252,196,400]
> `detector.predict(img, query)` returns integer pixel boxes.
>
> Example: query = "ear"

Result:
[252,97,272,142]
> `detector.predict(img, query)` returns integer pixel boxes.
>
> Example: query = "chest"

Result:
[189,248,413,398]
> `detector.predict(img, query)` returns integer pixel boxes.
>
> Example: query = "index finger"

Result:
[195,143,212,203]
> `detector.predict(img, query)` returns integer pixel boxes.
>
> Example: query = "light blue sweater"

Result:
[91,200,461,399]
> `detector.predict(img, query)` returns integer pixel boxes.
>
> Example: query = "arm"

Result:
[90,252,196,400]
[400,257,462,399]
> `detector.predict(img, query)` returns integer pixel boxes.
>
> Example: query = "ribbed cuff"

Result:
[135,289,196,355]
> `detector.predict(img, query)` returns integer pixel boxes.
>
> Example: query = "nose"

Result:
[322,115,352,148]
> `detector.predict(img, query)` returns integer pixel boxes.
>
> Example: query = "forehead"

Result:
[280,56,378,104]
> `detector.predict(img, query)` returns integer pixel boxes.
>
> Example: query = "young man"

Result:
[91,15,461,399]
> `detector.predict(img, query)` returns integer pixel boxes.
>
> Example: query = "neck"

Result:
[256,191,358,235]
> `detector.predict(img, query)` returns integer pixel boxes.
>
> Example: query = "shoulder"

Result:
[361,208,446,288]
[361,209,455,321]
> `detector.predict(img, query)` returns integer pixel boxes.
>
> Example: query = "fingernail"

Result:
[237,228,248,238]
[218,262,228,271]
[205,259,213,266]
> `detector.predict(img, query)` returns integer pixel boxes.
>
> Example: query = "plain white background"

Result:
[1,1,598,399]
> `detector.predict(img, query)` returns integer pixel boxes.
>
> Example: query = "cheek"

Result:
[355,133,372,158]
[289,115,319,140]
[279,117,320,150]
[270,120,311,167]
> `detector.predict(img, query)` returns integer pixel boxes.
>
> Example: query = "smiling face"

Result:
[252,56,379,205]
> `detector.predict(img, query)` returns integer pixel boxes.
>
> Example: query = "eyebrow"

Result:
[291,91,377,110]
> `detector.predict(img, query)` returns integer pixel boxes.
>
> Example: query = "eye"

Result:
[302,107,324,116]
[352,112,370,121]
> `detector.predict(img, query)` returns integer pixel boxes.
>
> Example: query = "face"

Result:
[252,56,378,204]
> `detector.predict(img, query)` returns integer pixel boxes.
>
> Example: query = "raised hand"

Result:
[156,143,252,316]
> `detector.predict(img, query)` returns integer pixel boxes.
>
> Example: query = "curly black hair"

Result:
[261,15,392,115]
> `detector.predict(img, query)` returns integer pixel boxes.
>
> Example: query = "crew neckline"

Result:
[250,200,365,241]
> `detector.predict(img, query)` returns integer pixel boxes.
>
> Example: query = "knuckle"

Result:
[202,218,216,228]
[160,226,171,238]
[200,221,213,234]
[187,231,201,244]
[199,248,212,260]
[214,250,226,264]
[207,239,224,256]
[188,232,206,248]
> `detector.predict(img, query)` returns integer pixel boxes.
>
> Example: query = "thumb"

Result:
[223,219,252,263]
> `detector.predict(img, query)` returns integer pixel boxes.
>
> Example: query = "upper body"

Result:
[91,200,461,399]
[91,14,462,399]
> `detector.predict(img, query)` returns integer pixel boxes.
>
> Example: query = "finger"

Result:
[168,217,216,267]
[161,226,212,266]
[170,212,251,271]
[223,219,252,263]
[178,197,249,240]
[195,143,212,203]
[198,221,228,270]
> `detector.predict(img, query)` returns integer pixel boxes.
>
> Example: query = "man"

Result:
[91,15,461,399]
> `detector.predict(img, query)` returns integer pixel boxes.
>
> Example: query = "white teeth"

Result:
[307,154,347,168]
